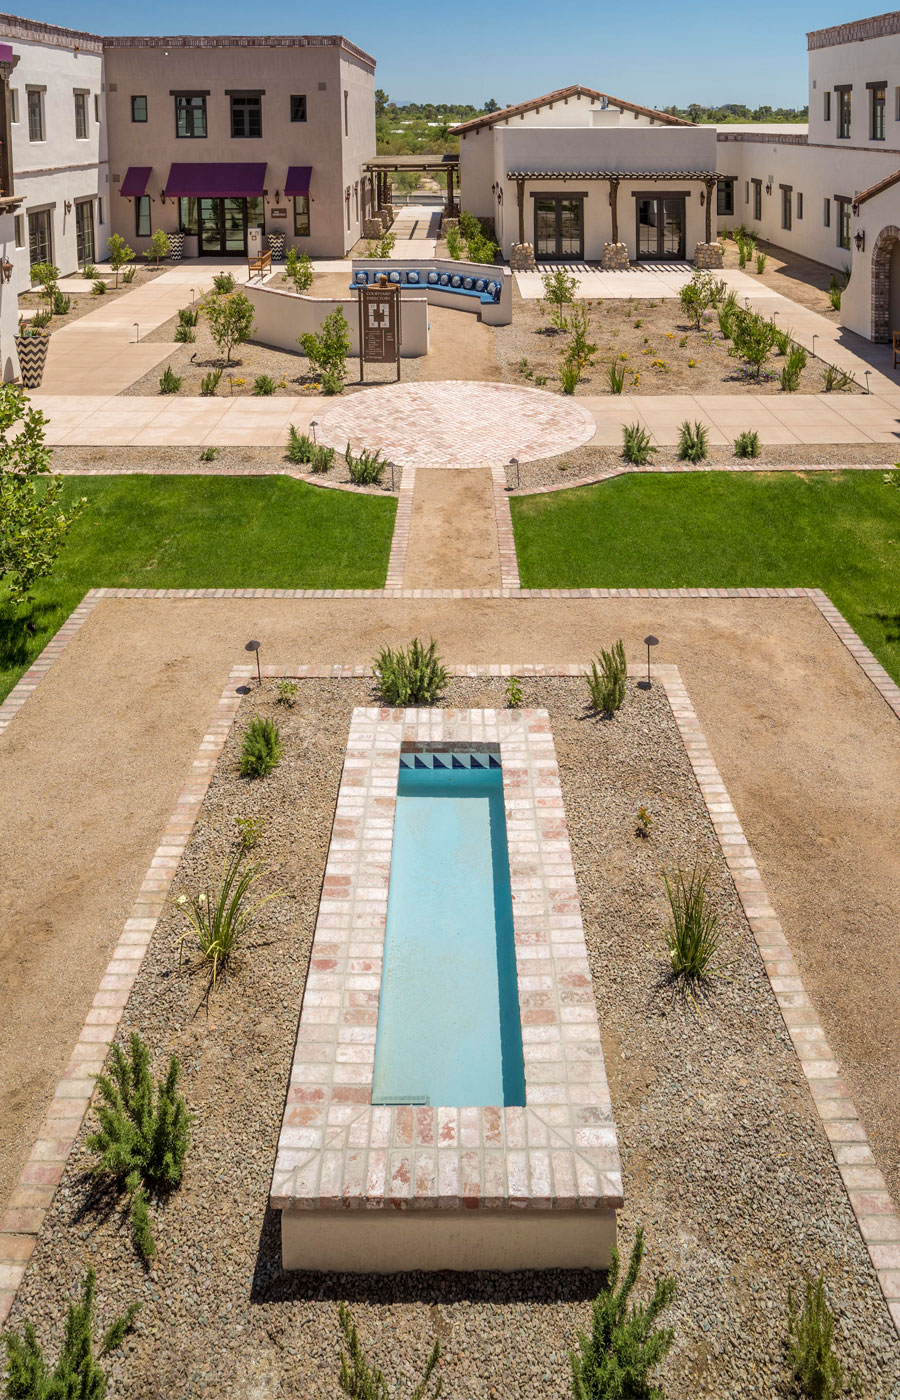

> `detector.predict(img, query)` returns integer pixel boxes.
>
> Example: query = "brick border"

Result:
[508,461,900,497]
[385,465,415,588]
[0,594,101,736]
[870,226,900,345]
[491,465,521,588]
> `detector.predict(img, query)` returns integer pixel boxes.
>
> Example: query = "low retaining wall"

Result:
[351,258,513,326]
[244,275,430,359]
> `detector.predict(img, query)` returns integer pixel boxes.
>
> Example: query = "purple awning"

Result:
[164,163,266,199]
[284,166,312,198]
[0,44,14,63]
[120,166,152,198]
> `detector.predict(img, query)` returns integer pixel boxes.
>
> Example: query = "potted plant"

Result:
[15,317,50,388]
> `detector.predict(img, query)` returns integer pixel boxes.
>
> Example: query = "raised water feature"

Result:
[270,707,622,1273]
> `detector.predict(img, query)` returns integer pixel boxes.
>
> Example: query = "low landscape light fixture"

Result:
[865,370,871,394]
[133,322,139,342]
[641,634,659,690]
[509,456,519,489]
[245,639,262,685]
[310,418,318,444]
[854,229,865,253]
[811,334,817,358]
[1,257,13,283]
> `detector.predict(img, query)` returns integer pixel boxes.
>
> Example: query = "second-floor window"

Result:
[175,94,207,138]
[27,89,44,141]
[231,95,261,138]
[131,95,147,122]
[823,90,831,121]
[781,185,792,232]
[74,91,88,139]
[838,88,851,138]
[9,88,17,123]
[836,196,851,249]
[871,84,886,140]
[290,94,307,122]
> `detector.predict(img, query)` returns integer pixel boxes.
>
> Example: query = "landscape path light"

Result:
[133,323,139,343]
[509,456,519,489]
[245,639,262,686]
[310,418,318,445]
[641,634,659,690]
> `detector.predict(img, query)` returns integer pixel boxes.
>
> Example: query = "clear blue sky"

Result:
[15,0,863,107]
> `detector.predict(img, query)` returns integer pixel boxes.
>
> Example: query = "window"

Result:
[9,89,17,123]
[823,90,831,121]
[836,196,851,249]
[135,195,151,238]
[131,95,147,122]
[94,94,100,123]
[870,84,886,140]
[75,200,95,265]
[175,94,207,138]
[744,180,749,205]
[797,192,803,219]
[230,95,261,138]
[344,89,349,136]
[97,198,103,225]
[74,91,88,139]
[14,214,23,248]
[293,195,310,237]
[716,178,734,217]
[27,89,44,141]
[752,179,761,220]
[837,87,851,138]
[290,94,307,122]
[28,208,52,265]
[781,185,792,231]
[823,197,831,227]
[179,196,198,234]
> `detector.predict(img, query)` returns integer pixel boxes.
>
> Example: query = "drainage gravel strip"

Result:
[4,677,900,1399]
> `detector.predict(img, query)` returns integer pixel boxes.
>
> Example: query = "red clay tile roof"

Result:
[450,85,692,134]
[853,168,900,210]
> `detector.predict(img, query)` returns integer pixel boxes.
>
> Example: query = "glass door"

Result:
[636,196,685,260]
[637,199,658,259]
[223,198,246,254]
[199,198,223,255]
[662,199,684,258]
[559,200,583,258]
[75,201,95,265]
[535,199,557,259]
[534,196,584,260]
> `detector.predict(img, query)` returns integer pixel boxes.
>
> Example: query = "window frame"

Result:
[780,184,792,232]
[293,194,310,237]
[869,82,886,140]
[175,93,207,139]
[135,194,151,238]
[751,179,762,221]
[9,88,17,124]
[131,94,147,123]
[837,86,851,139]
[74,90,89,140]
[796,191,803,220]
[823,90,831,122]
[835,196,851,250]
[290,93,307,123]
[26,88,44,142]
[14,213,23,248]
[230,94,262,139]
[716,178,734,217]
[823,197,831,228]
[28,207,52,265]
[75,198,95,265]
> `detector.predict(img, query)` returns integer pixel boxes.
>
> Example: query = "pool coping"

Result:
[269,705,623,1216]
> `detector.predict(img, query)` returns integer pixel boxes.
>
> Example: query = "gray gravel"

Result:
[6,678,900,1399]
[48,445,399,493]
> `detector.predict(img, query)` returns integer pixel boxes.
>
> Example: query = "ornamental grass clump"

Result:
[85,1032,189,1260]
[240,716,283,778]
[176,847,281,991]
[787,1273,845,1400]
[586,640,627,715]
[734,429,761,458]
[337,1301,442,1400]
[781,343,808,392]
[662,862,723,985]
[200,368,222,397]
[3,1268,140,1398]
[677,419,709,463]
[569,1227,676,1400]
[622,422,656,466]
[374,637,448,705]
[607,361,625,394]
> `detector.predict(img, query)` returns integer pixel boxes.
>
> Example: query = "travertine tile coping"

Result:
[269,706,623,1225]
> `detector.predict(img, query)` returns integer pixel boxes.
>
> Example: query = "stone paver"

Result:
[515,263,761,301]
[387,203,440,257]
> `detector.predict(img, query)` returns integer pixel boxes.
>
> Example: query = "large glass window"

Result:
[131,95,147,122]
[179,197,198,234]
[871,85,886,140]
[246,196,264,228]
[175,94,207,139]
[716,179,734,217]
[838,88,851,139]
[75,200,95,264]
[290,94,307,122]
[28,208,52,265]
[27,89,44,141]
[293,195,310,237]
[231,95,261,138]
[74,91,88,139]
[135,195,151,238]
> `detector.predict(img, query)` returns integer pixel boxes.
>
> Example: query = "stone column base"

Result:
[510,242,537,271]
[694,241,724,269]
[362,218,384,239]
[441,216,459,236]
[601,242,630,271]
[380,206,395,229]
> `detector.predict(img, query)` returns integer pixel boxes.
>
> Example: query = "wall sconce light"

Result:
[160,190,166,204]
[64,200,72,213]
[854,229,865,252]
[1,257,12,282]
[274,190,280,201]
[765,181,773,196]
[699,189,705,206]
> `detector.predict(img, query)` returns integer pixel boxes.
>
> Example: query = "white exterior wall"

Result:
[807,29,900,148]
[244,275,429,357]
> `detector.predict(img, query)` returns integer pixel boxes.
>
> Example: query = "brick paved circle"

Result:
[315,381,597,468]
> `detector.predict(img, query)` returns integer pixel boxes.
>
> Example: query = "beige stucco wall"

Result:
[244,274,429,357]
[808,29,900,148]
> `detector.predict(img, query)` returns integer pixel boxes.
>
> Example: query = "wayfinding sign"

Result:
[359,280,401,380]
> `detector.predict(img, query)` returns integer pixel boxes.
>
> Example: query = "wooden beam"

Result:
[517,177,525,244]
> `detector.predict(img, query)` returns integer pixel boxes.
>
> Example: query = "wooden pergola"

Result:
[363,153,460,213]
[506,169,722,246]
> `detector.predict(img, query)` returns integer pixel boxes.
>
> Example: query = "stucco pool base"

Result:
[314,381,598,468]
[281,1206,617,1273]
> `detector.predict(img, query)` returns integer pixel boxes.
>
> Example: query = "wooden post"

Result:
[446,166,454,218]
[358,285,364,383]
[705,179,714,244]
[517,178,525,245]
[609,177,619,245]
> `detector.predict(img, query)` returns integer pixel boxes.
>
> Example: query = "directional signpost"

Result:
[358,278,401,382]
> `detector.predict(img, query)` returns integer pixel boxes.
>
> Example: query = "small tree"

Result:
[106,233,134,288]
[142,228,170,268]
[299,306,351,394]
[204,289,256,364]
[541,267,578,332]
[3,1268,140,1398]
[29,262,60,311]
[569,1228,676,1400]
[284,246,315,293]
[0,386,86,609]
[729,310,778,380]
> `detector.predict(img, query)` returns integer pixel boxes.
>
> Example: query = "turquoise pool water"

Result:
[371,752,526,1108]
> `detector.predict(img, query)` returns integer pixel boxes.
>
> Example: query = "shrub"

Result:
[374,637,448,705]
[364,228,397,259]
[717,305,735,340]
[586,640,627,715]
[174,323,195,343]
[277,678,299,706]
[199,446,218,462]
[286,424,314,463]
[29,261,60,306]
[622,422,656,466]
[81,262,98,279]
[143,229,170,267]
[3,1269,140,1398]
[560,356,581,394]
[679,270,727,328]
[568,302,597,371]
[310,444,334,473]
[338,1301,441,1400]
[213,272,235,294]
[822,364,855,393]
[505,676,523,708]
[240,716,283,778]
[122,266,137,284]
[459,211,499,264]
[346,442,387,485]
[86,1032,190,1259]
[234,814,265,851]
[178,306,199,327]
[253,374,277,396]
[662,862,723,983]
[541,267,578,332]
[734,429,761,458]
[756,251,767,273]
[159,366,182,394]
[677,419,709,463]
[30,308,52,328]
[828,284,842,311]
[636,806,653,839]
[729,310,778,379]
[569,1227,676,1400]
[176,847,280,989]
[91,279,107,296]
[787,1274,845,1400]
[607,361,625,394]
[445,224,463,260]
[107,233,134,287]
[781,343,807,392]
[51,289,71,316]
[300,306,351,395]
[204,289,255,364]
[283,246,315,293]
[200,368,223,397]
[772,325,793,356]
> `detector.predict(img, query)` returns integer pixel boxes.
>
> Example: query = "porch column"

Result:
[446,166,454,217]
[517,178,525,245]
[705,178,715,244]
[609,177,620,245]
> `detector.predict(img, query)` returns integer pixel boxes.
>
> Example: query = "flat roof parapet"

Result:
[0,10,102,51]
[101,33,375,66]
[808,9,900,49]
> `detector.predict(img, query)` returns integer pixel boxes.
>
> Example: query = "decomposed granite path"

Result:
[402,468,501,588]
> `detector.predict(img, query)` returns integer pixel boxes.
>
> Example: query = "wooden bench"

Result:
[248,249,272,281]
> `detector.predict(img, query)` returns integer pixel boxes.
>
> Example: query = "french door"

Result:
[534,196,584,260]
[198,198,248,256]
[636,196,686,260]
[75,201,95,265]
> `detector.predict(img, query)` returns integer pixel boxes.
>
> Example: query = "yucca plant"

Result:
[51,289,71,316]
[338,1301,442,1400]
[733,429,761,459]
[3,1269,140,1398]
[586,640,627,715]
[174,323,195,343]
[569,1227,676,1400]
[755,251,767,274]
[677,419,709,463]
[178,305,199,327]
[662,862,723,984]
[374,637,448,705]
[822,364,855,393]
[200,368,222,397]
[286,424,314,464]
[91,279,107,296]
[122,266,137,284]
[607,361,625,394]
[622,422,656,466]
[158,365,181,394]
[240,716,283,778]
[85,1032,190,1259]
[787,1273,845,1400]
[176,847,281,990]
[781,343,808,392]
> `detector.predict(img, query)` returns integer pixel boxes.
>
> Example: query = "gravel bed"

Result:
[48,445,398,494]
[505,442,900,491]
[6,678,900,1399]
[19,268,165,332]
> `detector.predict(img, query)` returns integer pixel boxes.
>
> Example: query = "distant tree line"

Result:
[662,102,808,123]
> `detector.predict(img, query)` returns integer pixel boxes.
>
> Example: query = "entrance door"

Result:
[75,201,95,265]
[637,196,686,260]
[198,198,248,256]
[534,196,584,260]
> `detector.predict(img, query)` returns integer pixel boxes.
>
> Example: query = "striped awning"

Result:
[506,169,721,180]
[120,166,152,198]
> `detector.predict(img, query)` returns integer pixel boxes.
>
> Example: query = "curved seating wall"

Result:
[350,259,512,326]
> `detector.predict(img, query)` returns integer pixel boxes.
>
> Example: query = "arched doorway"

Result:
[870,224,900,341]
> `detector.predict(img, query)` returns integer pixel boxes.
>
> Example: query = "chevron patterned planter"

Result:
[15,331,49,389]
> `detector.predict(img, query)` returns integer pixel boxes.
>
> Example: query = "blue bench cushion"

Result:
[350,268,500,302]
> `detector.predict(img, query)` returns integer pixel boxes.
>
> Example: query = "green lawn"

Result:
[511,470,900,684]
[0,474,396,703]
